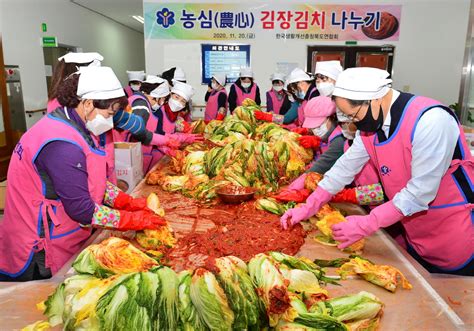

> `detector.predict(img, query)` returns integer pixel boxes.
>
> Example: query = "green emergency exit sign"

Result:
[41,23,47,32]
[42,36,57,47]
[345,40,358,45]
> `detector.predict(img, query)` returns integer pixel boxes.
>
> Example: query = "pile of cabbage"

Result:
[155,99,314,201]
[40,250,384,331]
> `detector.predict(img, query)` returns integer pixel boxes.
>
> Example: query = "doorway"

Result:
[43,45,77,97]
[307,45,395,77]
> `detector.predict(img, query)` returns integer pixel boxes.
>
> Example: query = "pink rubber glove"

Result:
[332,201,404,249]
[280,186,333,230]
[173,133,204,144]
[288,173,307,190]
[151,134,180,149]
[161,146,177,157]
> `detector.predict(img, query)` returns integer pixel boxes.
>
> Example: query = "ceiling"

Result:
[71,0,144,33]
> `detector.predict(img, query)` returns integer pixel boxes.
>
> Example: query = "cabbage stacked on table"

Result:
[38,241,384,331]
[147,99,313,201]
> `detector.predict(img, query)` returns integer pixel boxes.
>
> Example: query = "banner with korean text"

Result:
[144,3,402,41]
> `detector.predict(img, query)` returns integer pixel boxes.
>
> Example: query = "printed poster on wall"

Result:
[201,44,251,84]
[144,3,402,41]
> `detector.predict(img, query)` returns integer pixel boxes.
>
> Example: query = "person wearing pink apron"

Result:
[266,72,287,115]
[282,67,473,275]
[0,66,165,281]
[125,70,145,97]
[228,67,261,113]
[205,73,228,121]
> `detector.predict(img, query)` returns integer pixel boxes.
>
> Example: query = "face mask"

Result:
[130,84,140,92]
[86,113,114,136]
[297,90,306,99]
[152,103,160,111]
[241,82,251,89]
[336,108,351,122]
[273,85,283,92]
[288,95,295,103]
[311,120,329,138]
[169,98,185,112]
[211,82,220,90]
[317,82,335,97]
[354,102,384,132]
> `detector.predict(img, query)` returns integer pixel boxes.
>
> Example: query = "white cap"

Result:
[144,75,164,84]
[240,67,253,78]
[333,67,392,100]
[271,72,286,82]
[212,73,227,86]
[77,66,125,100]
[150,81,170,98]
[171,81,194,101]
[127,70,145,82]
[315,61,343,81]
[286,68,313,84]
[173,67,186,81]
[58,52,103,64]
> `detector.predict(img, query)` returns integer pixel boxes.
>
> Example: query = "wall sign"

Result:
[201,44,250,84]
[144,3,402,41]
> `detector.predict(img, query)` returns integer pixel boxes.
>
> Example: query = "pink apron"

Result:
[297,86,318,126]
[343,140,380,187]
[234,83,257,106]
[311,125,343,163]
[0,113,107,277]
[361,95,474,270]
[46,98,61,114]
[139,105,176,174]
[124,86,133,98]
[92,131,117,184]
[267,90,285,115]
[205,89,228,121]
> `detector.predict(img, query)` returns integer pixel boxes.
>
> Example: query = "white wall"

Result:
[145,0,470,107]
[0,0,146,114]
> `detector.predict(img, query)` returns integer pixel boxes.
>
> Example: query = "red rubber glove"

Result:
[216,113,225,120]
[254,110,273,122]
[331,188,358,204]
[298,135,322,149]
[292,127,309,135]
[117,209,167,231]
[274,189,311,203]
[182,120,193,133]
[112,191,147,211]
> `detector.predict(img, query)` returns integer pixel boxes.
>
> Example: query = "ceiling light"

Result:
[132,15,144,24]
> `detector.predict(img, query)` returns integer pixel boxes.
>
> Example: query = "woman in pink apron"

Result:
[205,73,228,121]
[266,73,288,115]
[124,70,145,97]
[228,67,261,113]
[0,67,166,281]
[282,67,473,275]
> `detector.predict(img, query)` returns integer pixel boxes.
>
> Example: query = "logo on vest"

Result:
[380,165,391,176]
[13,142,24,160]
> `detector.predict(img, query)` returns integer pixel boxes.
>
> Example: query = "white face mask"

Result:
[311,120,329,138]
[317,82,335,97]
[273,85,283,92]
[169,98,185,112]
[152,103,161,111]
[130,84,140,92]
[241,82,251,89]
[211,82,220,90]
[288,95,295,103]
[86,113,114,136]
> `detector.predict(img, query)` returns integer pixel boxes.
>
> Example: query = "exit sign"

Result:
[345,41,358,45]
[42,36,57,47]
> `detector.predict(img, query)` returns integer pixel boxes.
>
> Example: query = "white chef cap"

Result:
[212,73,227,86]
[144,75,165,84]
[77,66,125,100]
[171,80,194,101]
[127,70,145,82]
[332,67,392,100]
[150,81,170,98]
[240,67,254,78]
[173,67,186,81]
[286,68,313,85]
[315,61,343,81]
[271,72,286,82]
[58,52,103,65]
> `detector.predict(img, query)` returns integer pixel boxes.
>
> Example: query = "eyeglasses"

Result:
[348,102,367,122]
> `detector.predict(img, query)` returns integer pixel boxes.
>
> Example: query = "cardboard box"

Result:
[114,143,143,193]
[462,125,474,154]
[0,181,6,210]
